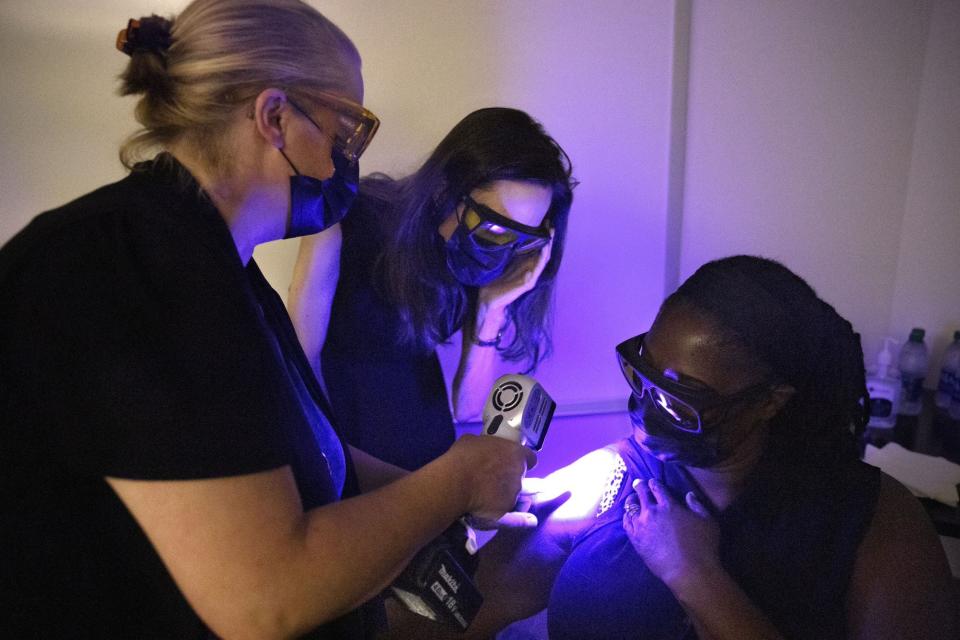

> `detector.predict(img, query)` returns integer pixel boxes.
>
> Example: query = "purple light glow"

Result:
[525,447,623,524]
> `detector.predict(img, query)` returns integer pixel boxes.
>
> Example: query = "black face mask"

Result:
[282,150,358,239]
[628,393,729,468]
[443,225,515,287]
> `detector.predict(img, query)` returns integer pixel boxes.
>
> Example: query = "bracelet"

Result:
[473,329,502,348]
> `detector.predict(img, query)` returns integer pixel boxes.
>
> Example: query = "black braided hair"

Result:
[662,255,868,467]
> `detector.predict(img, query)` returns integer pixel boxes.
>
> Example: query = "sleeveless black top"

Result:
[322,189,457,470]
[548,438,881,640]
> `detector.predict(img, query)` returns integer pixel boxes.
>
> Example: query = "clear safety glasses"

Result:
[290,92,380,165]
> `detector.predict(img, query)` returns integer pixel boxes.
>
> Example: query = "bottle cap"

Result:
[909,328,925,342]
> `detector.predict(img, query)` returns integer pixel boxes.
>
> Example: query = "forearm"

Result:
[285,454,470,634]
[381,525,568,640]
[108,466,462,640]
[380,448,613,640]
[463,527,567,637]
[288,231,341,376]
[109,434,533,640]
[668,567,785,640]
[349,445,409,493]
[452,304,506,421]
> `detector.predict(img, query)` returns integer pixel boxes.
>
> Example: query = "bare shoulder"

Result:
[846,472,957,639]
[530,445,626,549]
[456,445,629,635]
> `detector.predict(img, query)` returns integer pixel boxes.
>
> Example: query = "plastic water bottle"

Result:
[866,337,900,428]
[898,327,928,416]
[934,331,960,409]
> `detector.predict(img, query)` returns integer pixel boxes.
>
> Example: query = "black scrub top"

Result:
[322,188,458,470]
[0,155,369,639]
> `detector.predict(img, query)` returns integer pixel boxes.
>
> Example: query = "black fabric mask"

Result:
[628,393,729,468]
[444,225,515,287]
[283,150,358,239]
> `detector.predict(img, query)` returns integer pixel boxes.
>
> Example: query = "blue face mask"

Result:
[281,149,358,239]
[443,224,516,287]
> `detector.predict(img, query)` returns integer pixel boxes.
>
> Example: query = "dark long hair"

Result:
[662,256,869,466]
[365,108,575,369]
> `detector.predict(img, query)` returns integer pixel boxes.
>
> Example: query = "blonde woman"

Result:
[0,2,533,638]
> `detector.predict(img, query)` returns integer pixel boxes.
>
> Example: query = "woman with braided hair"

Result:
[0,1,536,638]
[393,255,956,639]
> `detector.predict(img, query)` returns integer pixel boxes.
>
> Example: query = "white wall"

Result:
[1,0,957,407]
[889,0,960,373]
[0,2,181,244]
[679,0,957,374]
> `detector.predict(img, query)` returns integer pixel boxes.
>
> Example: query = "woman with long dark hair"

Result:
[394,255,956,639]
[290,108,575,470]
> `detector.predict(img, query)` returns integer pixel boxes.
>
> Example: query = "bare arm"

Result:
[107,434,535,640]
[845,473,957,639]
[349,444,409,493]
[452,303,507,422]
[288,227,342,379]
[667,568,787,640]
[452,236,554,422]
[383,447,623,639]
[383,518,569,640]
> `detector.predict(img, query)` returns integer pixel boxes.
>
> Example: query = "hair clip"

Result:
[116,15,172,57]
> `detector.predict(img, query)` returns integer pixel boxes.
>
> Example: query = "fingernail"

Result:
[632,478,641,489]
[465,526,479,555]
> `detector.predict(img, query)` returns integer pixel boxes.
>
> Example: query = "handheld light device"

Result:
[390,375,556,630]
[481,374,556,451]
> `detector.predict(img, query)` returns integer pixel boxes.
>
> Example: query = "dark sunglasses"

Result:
[459,195,551,254]
[615,332,771,433]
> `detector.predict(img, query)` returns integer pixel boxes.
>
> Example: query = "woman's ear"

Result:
[759,384,796,421]
[252,88,288,150]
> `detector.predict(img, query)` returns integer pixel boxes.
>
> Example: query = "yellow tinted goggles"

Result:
[299,91,380,165]
[460,195,551,254]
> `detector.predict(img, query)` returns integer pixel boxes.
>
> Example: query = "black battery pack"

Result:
[390,521,483,630]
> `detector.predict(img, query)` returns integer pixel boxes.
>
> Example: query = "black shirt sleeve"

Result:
[7,193,299,480]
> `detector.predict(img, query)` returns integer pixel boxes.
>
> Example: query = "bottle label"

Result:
[900,375,925,403]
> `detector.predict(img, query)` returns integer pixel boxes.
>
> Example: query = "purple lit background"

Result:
[1,1,959,636]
